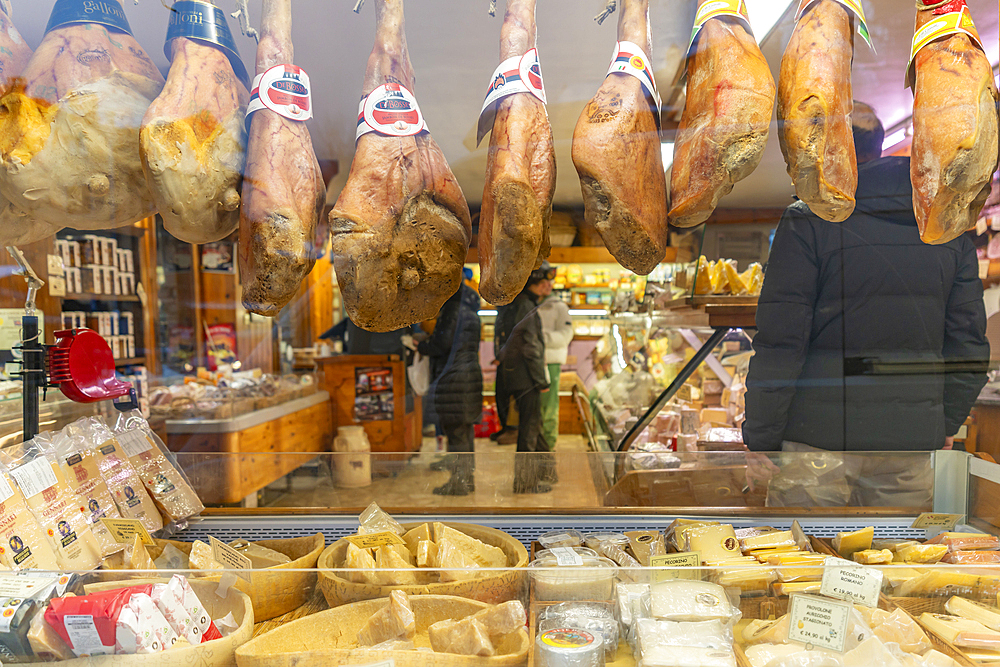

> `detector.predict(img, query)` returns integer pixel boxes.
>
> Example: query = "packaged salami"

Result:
[43,428,124,558]
[0,438,102,572]
[0,469,58,571]
[70,418,163,534]
[114,410,204,530]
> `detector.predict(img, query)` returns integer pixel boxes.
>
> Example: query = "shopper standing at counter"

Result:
[415,282,484,496]
[539,266,574,452]
[499,265,557,494]
[744,103,989,503]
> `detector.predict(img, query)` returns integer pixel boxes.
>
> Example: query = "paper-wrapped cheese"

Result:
[357,590,415,646]
[650,581,737,624]
[149,575,220,645]
[114,592,177,654]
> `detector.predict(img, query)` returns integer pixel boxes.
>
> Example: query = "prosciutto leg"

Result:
[669,9,775,228]
[330,0,471,332]
[778,0,857,223]
[911,1,999,244]
[571,0,666,275]
[239,0,326,316]
[478,0,555,306]
[141,4,249,245]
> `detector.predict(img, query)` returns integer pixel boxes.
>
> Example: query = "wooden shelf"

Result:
[467,246,679,265]
[64,293,140,303]
[115,357,146,366]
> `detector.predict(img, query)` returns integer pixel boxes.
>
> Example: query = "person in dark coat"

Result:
[490,302,517,444]
[743,102,989,505]
[498,264,556,494]
[417,282,484,496]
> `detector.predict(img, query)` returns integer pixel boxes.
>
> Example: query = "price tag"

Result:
[0,574,56,598]
[650,551,701,582]
[116,429,154,458]
[787,593,852,653]
[100,518,155,546]
[910,513,964,531]
[819,557,883,608]
[550,547,584,567]
[344,531,406,549]
[63,614,113,655]
[8,458,58,499]
[210,536,252,583]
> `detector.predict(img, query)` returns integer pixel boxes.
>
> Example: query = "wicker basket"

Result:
[318,522,528,607]
[235,594,529,667]
[75,578,253,667]
[150,533,325,621]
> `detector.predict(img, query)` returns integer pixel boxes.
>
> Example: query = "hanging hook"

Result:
[231,0,259,42]
[595,0,616,24]
[353,0,366,13]
[488,0,498,17]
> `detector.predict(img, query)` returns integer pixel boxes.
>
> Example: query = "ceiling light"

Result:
[882,128,908,152]
[661,142,674,170]
[745,0,796,44]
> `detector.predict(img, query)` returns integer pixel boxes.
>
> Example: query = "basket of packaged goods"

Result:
[235,591,529,667]
[27,575,254,665]
[318,504,528,607]
[139,533,326,622]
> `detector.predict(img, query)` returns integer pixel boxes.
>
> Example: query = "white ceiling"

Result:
[13,0,1000,211]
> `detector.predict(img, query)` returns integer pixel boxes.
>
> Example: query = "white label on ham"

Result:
[477,48,547,145]
[8,458,58,499]
[606,41,660,110]
[246,64,313,127]
[356,83,428,141]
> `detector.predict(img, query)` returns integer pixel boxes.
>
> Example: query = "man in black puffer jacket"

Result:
[418,281,484,496]
[744,103,989,505]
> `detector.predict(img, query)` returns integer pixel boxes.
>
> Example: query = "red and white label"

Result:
[246,64,313,126]
[607,41,660,109]
[477,48,546,144]
[356,83,428,141]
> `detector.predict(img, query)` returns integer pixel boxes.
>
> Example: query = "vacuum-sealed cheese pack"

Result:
[0,438,102,572]
[0,468,58,571]
[114,410,204,529]
[71,418,163,534]
[45,428,124,557]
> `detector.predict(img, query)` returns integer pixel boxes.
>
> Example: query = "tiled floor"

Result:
[260,434,604,511]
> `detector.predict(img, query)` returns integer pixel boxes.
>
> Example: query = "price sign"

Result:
[819,558,883,608]
[910,513,963,531]
[210,536,252,582]
[787,593,852,653]
[344,531,406,549]
[650,551,701,582]
[100,518,154,546]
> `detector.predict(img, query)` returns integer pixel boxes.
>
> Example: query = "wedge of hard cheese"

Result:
[832,526,873,559]
[428,617,495,656]
[946,596,1000,632]
[357,590,416,646]
[432,524,506,568]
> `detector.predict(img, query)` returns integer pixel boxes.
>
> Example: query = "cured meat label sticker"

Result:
[165,0,250,89]
[796,0,873,50]
[787,593,851,653]
[906,6,984,88]
[477,48,547,145]
[45,0,133,36]
[688,0,754,53]
[357,84,428,141]
[246,64,313,130]
[607,41,661,112]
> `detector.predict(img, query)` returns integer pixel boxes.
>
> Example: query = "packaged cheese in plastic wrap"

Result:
[649,580,741,625]
[70,418,163,534]
[43,428,124,557]
[539,602,619,662]
[0,438,102,571]
[114,410,204,531]
[0,468,58,571]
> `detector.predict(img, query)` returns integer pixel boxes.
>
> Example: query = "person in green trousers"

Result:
[537,264,574,454]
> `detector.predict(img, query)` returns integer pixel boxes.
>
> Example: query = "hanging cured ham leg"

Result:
[141,1,250,245]
[0,0,164,234]
[911,0,999,244]
[478,0,555,306]
[571,0,666,275]
[669,4,775,228]
[778,0,857,223]
[330,0,471,332]
[239,0,326,316]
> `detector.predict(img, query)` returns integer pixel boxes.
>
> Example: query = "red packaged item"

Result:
[44,588,134,657]
[942,550,1000,564]
[925,532,1000,551]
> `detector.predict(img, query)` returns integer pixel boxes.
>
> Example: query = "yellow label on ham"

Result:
[689,0,753,52]
[907,7,985,87]
[796,0,873,49]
